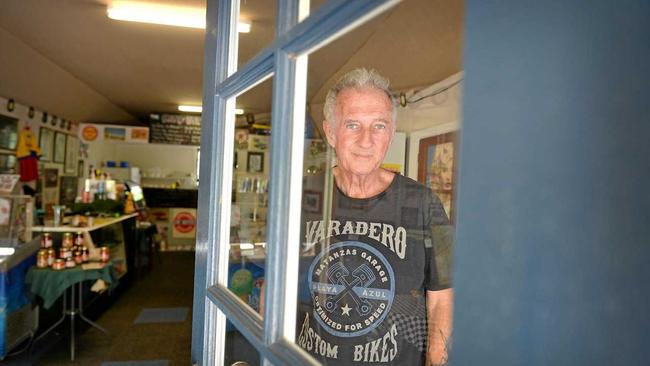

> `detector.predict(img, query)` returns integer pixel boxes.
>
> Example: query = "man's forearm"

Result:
[426,288,454,366]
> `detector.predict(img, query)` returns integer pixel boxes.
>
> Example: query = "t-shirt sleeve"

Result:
[423,190,454,291]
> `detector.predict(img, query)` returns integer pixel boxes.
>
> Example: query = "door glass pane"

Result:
[225,329,260,366]
[227,77,273,314]
[295,0,462,363]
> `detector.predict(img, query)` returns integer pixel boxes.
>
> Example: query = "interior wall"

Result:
[86,141,199,180]
[0,95,79,176]
[397,72,462,179]
[115,143,198,178]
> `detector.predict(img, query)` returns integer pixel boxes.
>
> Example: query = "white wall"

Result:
[0,95,80,176]
[86,141,199,184]
[395,72,463,179]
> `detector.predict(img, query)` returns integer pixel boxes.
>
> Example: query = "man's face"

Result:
[324,87,394,177]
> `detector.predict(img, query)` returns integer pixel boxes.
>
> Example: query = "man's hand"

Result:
[426,288,453,365]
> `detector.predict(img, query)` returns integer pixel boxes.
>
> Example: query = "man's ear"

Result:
[323,120,336,147]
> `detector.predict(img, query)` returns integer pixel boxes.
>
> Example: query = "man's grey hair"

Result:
[323,68,397,125]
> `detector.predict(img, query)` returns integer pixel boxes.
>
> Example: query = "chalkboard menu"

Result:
[150,114,201,145]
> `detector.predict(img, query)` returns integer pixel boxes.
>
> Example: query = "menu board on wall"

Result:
[149,114,201,145]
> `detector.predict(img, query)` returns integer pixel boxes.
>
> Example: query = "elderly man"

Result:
[295,68,454,366]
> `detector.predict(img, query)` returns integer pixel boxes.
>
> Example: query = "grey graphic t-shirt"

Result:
[297,174,453,365]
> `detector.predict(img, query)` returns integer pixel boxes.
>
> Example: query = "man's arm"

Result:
[426,288,454,366]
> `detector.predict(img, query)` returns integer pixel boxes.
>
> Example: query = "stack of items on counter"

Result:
[36,232,110,270]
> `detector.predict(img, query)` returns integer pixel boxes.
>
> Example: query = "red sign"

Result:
[173,211,196,233]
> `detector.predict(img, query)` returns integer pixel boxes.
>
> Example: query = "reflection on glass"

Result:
[238,1,276,67]
[296,65,456,365]
[225,328,260,366]
[227,78,273,315]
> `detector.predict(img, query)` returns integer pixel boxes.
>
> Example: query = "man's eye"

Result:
[374,124,387,130]
[345,123,359,130]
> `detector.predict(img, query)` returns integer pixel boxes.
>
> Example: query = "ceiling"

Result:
[0,0,463,125]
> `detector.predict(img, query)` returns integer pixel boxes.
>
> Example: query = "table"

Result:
[32,213,137,279]
[26,263,116,361]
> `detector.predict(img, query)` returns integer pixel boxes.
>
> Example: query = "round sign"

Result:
[82,125,98,141]
[173,212,196,233]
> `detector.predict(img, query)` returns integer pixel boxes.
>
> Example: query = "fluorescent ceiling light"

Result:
[237,21,251,33]
[178,105,244,115]
[108,1,251,32]
[178,105,202,113]
[0,247,15,256]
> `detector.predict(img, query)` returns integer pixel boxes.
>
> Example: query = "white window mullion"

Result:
[193,0,240,365]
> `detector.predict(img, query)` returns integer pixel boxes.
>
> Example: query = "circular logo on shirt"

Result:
[308,241,395,338]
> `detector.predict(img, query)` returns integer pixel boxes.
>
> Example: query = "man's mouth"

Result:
[352,152,374,158]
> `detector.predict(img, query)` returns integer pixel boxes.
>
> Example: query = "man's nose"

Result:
[357,127,373,148]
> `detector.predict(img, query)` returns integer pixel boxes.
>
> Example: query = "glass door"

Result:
[192,1,401,365]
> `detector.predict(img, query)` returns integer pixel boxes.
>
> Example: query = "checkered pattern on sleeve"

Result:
[388,312,428,352]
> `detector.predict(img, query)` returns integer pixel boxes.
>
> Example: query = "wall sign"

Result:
[81,125,99,141]
[172,209,196,238]
[79,123,149,143]
[149,114,201,146]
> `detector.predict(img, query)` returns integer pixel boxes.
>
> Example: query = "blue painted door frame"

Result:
[453,1,650,365]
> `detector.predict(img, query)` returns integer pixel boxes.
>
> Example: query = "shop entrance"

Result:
[191,1,402,365]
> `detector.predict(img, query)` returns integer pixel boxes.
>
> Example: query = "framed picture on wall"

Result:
[418,131,459,223]
[247,152,264,173]
[39,127,54,162]
[54,132,67,163]
[0,153,17,173]
[65,135,79,175]
[303,190,322,214]
[0,114,18,150]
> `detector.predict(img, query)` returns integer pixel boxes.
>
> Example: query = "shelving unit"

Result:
[231,133,270,244]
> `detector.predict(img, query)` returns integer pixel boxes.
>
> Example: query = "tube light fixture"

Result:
[0,247,15,256]
[108,1,251,32]
[178,105,244,115]
[178,105,202,113]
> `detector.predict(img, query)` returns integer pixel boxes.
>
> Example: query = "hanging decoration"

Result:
[403,79,463,106]
[51,116,58,126]
[399,93,407,107]
[42,112,48,123]
[67,121,72,130]
[60,118,66,128]
[6,99,15,112]
[28,106,35,118]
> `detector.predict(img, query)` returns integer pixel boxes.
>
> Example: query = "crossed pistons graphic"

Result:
[323,262,376,316]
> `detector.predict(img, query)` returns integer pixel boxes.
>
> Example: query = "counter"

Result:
[143,188,197,251]
[0,238,39,359]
